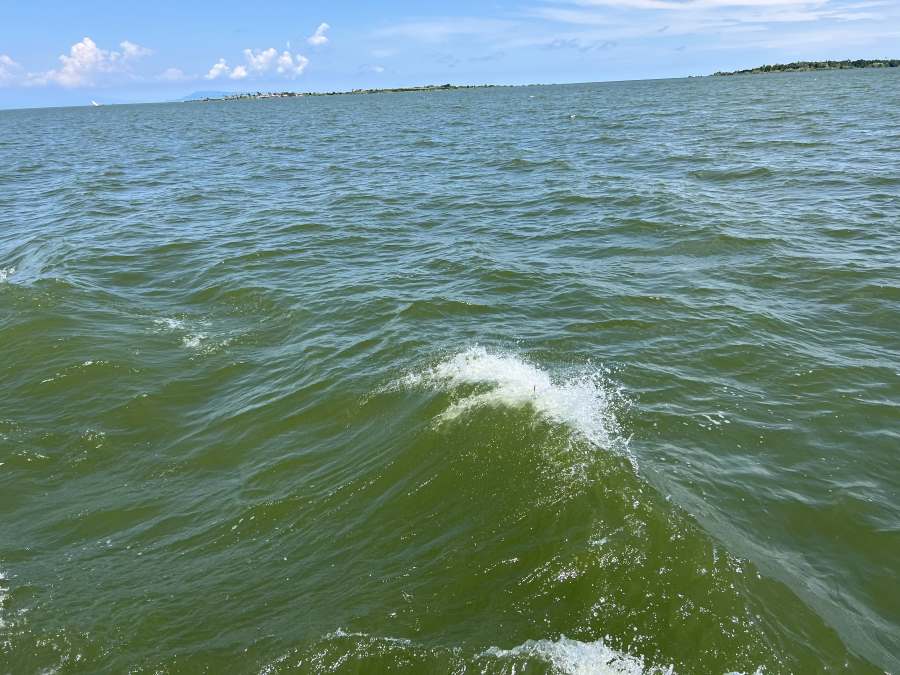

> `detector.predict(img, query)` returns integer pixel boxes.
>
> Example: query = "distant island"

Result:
[714,59,899,76]
[188,83,497,102]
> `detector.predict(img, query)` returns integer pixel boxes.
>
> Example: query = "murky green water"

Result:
[1,69,898,674]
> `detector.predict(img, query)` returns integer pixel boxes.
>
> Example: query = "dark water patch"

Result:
[490,157,573,172]
[734,138,829,149]
[174,192,208,204]
[542,190,605,206]
[588,133,628,145]
[690,166,774,181]
[330,192,390,206]
[411,137,445,148]
[476,267,545,293]
[864,174,900,186]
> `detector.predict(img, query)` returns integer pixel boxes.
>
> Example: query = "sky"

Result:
[1,0,898,108]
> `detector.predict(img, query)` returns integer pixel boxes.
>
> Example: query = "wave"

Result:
[491,157,573,172]
[690,167,773,182]
[0,566,8,630]
[398,297,495,319]
[152,316,226,353]
[153,317,187,331]
[274,631,675,675]
[481,636,674,675]
[395,346,627,456]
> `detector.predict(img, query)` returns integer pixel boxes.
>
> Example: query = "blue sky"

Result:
[1,0,897,108]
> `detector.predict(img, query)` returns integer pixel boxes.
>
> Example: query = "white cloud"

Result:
[276,51,309,76]
[26,37,151,88]
[50,37,114,86]
[553,0,828,9]
[120,40,153,59]
[523,0,893,41]
[0,54,22,86]
[206,46,309,81]
[374,18,514,43]
[158,67,189,81]
[729,24,900,46]
[244,47,278,72]
[206,58,231,80]
[307,22,331,46]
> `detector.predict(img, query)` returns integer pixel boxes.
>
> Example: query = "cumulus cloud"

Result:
[206,47,309,80]
[27,37,151,87]
[206,58,231,80]
[0,54,22,86]
[120,40,153,59]
[244,47,278,72]
[276,51,309,75]
[307,22,331,45]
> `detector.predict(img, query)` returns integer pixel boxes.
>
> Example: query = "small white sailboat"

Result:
[91,100,101,107]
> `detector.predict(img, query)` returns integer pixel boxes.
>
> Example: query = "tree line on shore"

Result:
[714,59,899,75]
[195,84,496,102]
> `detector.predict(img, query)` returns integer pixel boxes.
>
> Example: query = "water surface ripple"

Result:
[1,70,898,673]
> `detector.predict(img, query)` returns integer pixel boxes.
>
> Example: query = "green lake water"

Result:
[1,69,898,673]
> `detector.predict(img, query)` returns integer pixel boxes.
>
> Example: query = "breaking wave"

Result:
[397,346,628,456]
[482,636,674,675]
[0,566,8,630]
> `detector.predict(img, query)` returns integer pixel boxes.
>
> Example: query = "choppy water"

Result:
[1,69,898,674]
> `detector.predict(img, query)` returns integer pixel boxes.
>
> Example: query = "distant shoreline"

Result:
[187,83,500,103]
[713,59,899,76]
[3,66,898,112]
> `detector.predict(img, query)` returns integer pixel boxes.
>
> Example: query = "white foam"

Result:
[400,346,625,452]
[154,317,186,330]
[0,567,8,630]
[153,318,214,350]
[0,267,14,283]
[182,333,207,349]
[481,636,673,675]
[326,628,413,646]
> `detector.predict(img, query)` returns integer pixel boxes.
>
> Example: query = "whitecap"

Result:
[0,567,8,630]
[481,635,674,675]
[154,317,186,330]
[398,346,626,453]
[0,267,14,283]
[182,333,207,349]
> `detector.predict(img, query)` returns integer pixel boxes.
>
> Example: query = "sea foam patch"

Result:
[0,567,8,630]
[481,636,673,675]
[399,346,627,453]
[153,317,186,331]
[0,267,14,283]
[153,317,223,353]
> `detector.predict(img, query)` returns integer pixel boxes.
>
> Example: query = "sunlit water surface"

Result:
[1,70,898,673]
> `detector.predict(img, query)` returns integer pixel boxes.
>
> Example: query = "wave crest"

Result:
[0,567,9,630]
[481,636,674,675]
[398,346,627,454]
